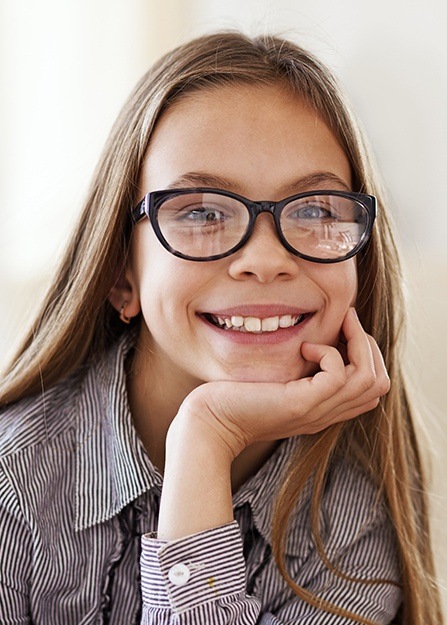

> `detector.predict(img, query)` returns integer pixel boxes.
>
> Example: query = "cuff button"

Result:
[168,563,191,586]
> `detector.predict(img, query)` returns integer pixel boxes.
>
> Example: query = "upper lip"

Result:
[198,304,313,318]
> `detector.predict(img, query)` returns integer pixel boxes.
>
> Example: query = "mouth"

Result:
[201,312,311,333]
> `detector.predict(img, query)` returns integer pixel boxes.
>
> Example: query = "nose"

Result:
[228,214,299,283]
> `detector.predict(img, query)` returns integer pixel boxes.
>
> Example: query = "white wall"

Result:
[0,0,186,354]
[1,0,446,610]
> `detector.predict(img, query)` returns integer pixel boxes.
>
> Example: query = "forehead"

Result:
[140,83,352,197]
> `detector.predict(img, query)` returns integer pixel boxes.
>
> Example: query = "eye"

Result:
[292,203,333,220]
[179,205,227,223]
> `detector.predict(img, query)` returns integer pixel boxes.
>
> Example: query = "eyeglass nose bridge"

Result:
[250,200,278,216]
[242,200,287,249]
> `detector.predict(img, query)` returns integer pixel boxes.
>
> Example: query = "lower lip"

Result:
[198,314,313,344]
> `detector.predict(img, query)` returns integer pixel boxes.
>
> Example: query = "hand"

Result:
[175,307,390,461]
[159,308,389,539]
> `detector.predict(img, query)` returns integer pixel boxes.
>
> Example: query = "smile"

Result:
[203,313,309,333]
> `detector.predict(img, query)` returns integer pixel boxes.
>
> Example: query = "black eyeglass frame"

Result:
[132,187,377,263]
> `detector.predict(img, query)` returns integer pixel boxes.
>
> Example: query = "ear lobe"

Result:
[108,266,141,319]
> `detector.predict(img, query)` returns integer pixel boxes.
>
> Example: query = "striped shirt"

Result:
[0,331,402,624]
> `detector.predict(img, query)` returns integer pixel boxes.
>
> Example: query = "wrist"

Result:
[165,409,234,472]
[170,387,246,463]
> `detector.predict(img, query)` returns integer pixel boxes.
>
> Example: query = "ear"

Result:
[108,264,141,320]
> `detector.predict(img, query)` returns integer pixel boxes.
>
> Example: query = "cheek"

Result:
[312,262,358,344]
[346,266,358,306]
[349,263,359,304]
[130,229,207,320]
[336,260,358,303]
[312,260,358,306]
[128,227,149,296]
[130,226,176,295]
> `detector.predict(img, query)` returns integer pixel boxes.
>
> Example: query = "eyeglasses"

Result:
[132,188,376,263]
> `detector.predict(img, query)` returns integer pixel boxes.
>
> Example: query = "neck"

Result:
[127,327,198,472]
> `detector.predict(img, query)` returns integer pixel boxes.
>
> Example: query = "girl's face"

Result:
[126,84,357,385]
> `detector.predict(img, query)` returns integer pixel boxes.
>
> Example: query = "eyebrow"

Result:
[280,172,351,195]
[166,172,240,191]
[166,171,351,197]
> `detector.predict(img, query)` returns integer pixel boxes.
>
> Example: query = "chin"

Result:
[219,362,317,384]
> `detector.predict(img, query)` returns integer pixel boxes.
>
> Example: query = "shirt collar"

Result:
[75,330,162,531]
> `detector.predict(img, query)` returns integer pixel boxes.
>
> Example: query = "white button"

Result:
[168,563,191,586]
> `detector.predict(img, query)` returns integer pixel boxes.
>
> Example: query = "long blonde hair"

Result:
[0,32,442,625]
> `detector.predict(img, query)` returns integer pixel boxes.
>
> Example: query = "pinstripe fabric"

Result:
[0,332,402,624]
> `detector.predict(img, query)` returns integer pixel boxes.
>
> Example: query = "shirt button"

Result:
[168,563,191,586]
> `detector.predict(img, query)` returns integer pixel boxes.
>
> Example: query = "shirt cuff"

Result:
[140,521,248,615]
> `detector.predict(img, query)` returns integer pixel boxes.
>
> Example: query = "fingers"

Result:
[341,308,390,402]
[300,341,347,386]
[342,307,375,374]
[367,334,390,397]
[297,308,389,430]
[182,307,390,453]
[240,307,389,438]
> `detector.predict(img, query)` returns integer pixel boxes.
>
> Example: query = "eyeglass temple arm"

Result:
[132,197,146,222]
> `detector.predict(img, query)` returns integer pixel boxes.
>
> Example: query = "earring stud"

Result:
[119,302,131,324]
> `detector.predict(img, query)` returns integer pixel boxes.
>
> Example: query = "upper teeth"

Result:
[213,314,303,333]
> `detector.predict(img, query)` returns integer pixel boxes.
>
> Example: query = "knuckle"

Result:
[335,368,348,386]
[377,376,391,396]
[365,398,381,412]
[357,371,377,395]
[325,359,347,387]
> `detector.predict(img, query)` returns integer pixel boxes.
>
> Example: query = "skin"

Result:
[109,83,390,540]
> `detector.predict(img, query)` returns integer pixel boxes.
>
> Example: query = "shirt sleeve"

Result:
[140,522,261,624]
[140,513,402,625]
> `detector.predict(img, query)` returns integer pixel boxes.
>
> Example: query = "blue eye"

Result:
[294,204,333,220]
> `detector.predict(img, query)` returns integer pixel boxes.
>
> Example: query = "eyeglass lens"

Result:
[156,191,368,260]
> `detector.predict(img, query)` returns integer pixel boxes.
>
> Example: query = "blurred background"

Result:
[1,0,446,611]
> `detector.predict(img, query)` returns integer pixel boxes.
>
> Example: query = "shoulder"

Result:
[320,456,394,554]
[283,453,400,598]
[0,371,81,458]
[285,452,392,549]
[0,331,136,459]
[325,456,385,519]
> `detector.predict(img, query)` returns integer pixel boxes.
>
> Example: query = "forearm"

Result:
[157,407,234,541]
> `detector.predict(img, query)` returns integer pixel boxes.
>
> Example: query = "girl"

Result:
[0,32,442,625]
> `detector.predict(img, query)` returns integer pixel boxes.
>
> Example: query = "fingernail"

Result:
[351,307,358,319]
